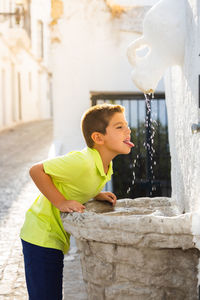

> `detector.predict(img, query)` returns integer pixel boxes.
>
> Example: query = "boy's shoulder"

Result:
[61,148,98,176]
[65,147,90,159]
[63,147,95,166]
[43,148,97,181]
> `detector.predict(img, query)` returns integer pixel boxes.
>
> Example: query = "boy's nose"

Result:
[127,126,131,134]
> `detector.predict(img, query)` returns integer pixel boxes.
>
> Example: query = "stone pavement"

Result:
[0,120,87,300]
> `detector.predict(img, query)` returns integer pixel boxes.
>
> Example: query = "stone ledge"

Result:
[61,197,194,249]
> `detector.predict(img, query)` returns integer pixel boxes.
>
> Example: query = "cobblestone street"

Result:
[0,120,87,300]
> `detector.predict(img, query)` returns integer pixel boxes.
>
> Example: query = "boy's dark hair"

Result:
[81,103,124,148]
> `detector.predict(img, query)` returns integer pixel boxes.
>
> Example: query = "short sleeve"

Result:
[43,151,88,183]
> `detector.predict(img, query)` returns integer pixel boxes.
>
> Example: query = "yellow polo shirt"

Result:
[20,147,113,254]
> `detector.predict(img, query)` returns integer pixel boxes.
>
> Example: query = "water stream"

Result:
[127,93,157,197]
[144,93,155,196]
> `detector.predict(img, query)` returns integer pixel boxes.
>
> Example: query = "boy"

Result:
[20,103,134,300]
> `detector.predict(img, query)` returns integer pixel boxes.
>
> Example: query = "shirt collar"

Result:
[87,147,113,179]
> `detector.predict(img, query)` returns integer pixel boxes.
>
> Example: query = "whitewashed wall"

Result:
[51,0,164,154]
[0,0,52,131]
[115,0,160,5]
[164,0,200,213]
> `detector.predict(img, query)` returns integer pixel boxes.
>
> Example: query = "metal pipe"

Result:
[191,123,200,134]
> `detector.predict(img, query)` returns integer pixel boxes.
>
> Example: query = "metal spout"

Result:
[191,123,200,134]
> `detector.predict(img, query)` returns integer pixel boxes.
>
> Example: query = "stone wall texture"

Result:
[76,239,199,300]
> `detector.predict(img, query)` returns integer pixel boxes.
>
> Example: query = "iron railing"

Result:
[91,92,171,198]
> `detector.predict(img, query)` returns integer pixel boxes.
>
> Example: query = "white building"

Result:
[50,0,163,154]
[0,0,52,131]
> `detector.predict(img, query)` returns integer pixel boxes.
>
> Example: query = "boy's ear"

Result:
[91,132,104,145]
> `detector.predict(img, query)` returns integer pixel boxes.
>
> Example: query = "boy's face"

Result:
[102,112,133,155]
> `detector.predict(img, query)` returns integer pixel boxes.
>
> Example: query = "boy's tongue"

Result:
[123,140,135,147]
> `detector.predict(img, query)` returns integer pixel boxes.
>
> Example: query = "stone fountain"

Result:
[62,0,200,299]
[62,198,199,300]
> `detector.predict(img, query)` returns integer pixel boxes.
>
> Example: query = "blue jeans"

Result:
[21,239,64,300]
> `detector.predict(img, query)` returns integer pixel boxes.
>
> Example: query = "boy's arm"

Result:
[94,192,117,206]
[29,163,85,213]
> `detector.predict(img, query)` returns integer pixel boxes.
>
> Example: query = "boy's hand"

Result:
[94,192,117,206]
[58,200,85,213]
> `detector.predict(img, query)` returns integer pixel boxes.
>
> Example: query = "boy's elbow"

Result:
[29,163,44,179]
[29,165,36,179]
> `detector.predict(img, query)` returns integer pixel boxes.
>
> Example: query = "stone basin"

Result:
[61,197,199,300]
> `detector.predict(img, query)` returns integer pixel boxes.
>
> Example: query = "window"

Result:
[1,69,6,126]
[28,72,32,91]
[17,72,22,120]
[37,20,44,59]
[24,0,31,38]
